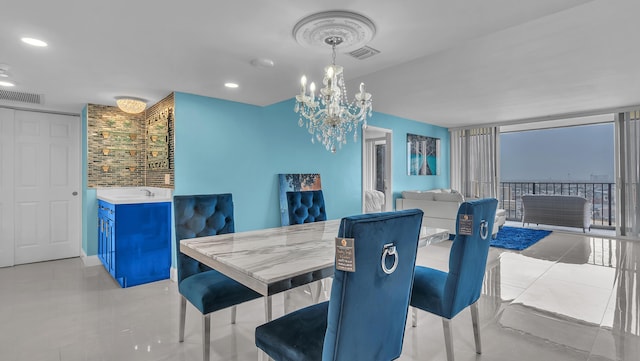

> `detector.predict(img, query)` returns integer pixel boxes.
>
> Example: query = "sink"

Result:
[97,187,173,204]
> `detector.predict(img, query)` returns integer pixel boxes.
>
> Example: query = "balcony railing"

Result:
[498,182,616,229]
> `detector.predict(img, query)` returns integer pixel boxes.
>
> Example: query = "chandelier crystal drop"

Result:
[294,36,372,153]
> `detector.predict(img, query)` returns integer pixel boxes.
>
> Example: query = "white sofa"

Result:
[364,189,385,213]
[396,189,505,236]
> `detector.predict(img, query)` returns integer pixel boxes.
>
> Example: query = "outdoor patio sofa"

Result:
[521,194,591,232]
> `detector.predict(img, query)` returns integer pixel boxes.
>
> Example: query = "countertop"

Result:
[96,187,173,204]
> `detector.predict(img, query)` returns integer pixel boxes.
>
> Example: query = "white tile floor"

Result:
[1,230,639,361]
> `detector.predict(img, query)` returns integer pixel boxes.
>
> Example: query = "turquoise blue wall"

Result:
[81,105,87,253]
[81,105,98,256]
[367,112,450,205]
[82,92,450,262]
[174,92,363,232]
[84,190,98,256]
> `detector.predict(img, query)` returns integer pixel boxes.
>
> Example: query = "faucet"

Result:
[140,188,155,197]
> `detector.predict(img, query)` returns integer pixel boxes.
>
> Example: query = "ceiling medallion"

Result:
[293,10,376,52]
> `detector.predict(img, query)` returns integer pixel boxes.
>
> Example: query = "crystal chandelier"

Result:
[294,36,373,153]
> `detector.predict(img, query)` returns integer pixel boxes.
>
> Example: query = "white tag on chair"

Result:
[458,214,473,235]
[335,237,356,272]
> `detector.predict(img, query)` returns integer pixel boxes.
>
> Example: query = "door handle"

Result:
[72,191,78,196]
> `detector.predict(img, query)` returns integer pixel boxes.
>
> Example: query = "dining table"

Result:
[179,218,449,321]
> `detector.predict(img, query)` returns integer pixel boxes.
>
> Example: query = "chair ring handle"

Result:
[381,243,399,275]
[480,220,489,240]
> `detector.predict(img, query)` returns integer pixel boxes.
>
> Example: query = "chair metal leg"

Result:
[442,318,454,361]
[470,302,482,354]
[202,314,211,361]
[231,305,237,324]
[411,307,418,327]
[258,349,273,361]
[179,296,186,342]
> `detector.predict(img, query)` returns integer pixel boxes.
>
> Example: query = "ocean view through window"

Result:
[499,121,615,228]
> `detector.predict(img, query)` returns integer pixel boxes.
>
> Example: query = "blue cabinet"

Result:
[97,201,115,276]
[98,200,171,287]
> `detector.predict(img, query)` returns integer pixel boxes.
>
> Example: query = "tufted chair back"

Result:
[286,190,327,224]
[174,194,234,283]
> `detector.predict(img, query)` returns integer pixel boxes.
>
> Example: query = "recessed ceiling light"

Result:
[0,80,16,87]
[0,63,10,78]
[225,82,239,88]
[21,37,48,47]
[250,58,275,69]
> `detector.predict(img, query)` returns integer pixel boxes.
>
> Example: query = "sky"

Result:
[500,123,615,182]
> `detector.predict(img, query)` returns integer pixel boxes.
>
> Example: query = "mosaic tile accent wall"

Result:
[145,93,175,187]
[87,104,145,187]
[87,93,175,188]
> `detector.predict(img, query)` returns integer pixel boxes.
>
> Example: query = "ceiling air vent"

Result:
[348,46,380,60]
[0,89,44,104]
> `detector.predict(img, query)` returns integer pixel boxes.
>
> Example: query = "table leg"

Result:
[264,295,272,322]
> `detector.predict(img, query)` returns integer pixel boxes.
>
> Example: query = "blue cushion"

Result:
[174,194,261,314]
[410,267,448,316]
[287,190,327,224]
[179,270,262,314]
[255,209,423,361]
[255,302,328,361]
[411,198,498,319]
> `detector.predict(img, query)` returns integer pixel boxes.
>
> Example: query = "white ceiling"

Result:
[1,0,638,128]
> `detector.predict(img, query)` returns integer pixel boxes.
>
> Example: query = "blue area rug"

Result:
[490,226,552,250]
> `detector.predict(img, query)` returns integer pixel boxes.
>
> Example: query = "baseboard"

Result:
[80,250,102,267]
[170,267,178,282]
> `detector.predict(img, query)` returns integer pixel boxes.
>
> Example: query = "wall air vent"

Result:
[0,90,44,104]
[348,46,381,60]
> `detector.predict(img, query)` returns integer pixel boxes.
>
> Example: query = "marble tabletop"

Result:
[180,220,340,296]
[179,219,449,297]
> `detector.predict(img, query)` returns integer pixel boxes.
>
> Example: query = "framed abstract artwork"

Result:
[407,133,439,175]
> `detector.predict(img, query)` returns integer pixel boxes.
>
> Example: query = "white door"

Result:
[382,131,392,210]
[1,109,81,266]
[0,108,15,267]
[362,126,393,212]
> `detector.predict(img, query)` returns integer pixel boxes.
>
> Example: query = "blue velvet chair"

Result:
[255,209,424,361]
[174,194,262,361]
[410,198,498,361]
[286,190,327,225]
